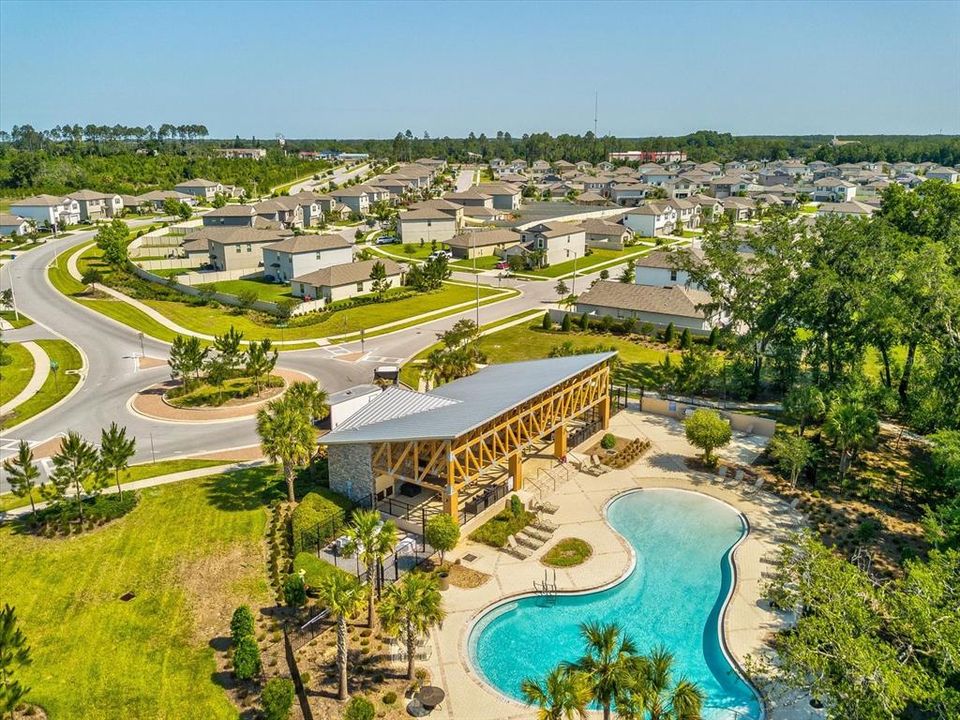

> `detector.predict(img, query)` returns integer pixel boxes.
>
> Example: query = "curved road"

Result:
[0,202,623,486]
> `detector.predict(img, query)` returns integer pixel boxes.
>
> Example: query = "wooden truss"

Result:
[370,361,611,507]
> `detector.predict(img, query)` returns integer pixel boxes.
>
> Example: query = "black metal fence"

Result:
[459,480,509,525]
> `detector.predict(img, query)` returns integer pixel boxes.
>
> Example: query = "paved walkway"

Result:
[420,410,819,720]
[0,458,268,521]
[0,341,49,415]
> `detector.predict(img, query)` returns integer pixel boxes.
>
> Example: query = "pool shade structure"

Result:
[323,352,616,522]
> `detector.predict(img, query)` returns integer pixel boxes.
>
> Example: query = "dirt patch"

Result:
[447,563,491,589]
[190,445,265,462]
[137,355,168,370]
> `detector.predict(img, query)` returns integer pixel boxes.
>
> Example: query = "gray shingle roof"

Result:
[577,281,711,319]
[293,258,401,288]
[264,234,350,254]
[323,352,616,444]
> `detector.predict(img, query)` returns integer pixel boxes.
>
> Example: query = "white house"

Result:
[0,213,30,237]
[634,248,706,289]
[262,234,353,283]
[511,221,586,266]
[9,195,80,228]
[926,166,959,183]
[621,202,678,237]
[329,187,370,215]
[291,258,403,303]
[174,178,223,201]
[812,178,857,203]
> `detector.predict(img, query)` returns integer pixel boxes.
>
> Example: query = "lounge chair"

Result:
[725,469,745,489]
[742,478,764,496]
[501,534,530,560]
[712,466,728,484]
[532,516,558,533]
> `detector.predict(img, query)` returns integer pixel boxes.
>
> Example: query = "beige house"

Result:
[407,199,464,227]
[67,189,122,221]
[262,234,352,283]
[204,227,293,271]
[580,218,632,249]
[174,178,223,201]
[399,208,458,244]
[292,258,403,303]
[443,188,493,208]
[576,280,718,334]
[475,183,523,210]
[511,221,586,266]
[447,228,522,259]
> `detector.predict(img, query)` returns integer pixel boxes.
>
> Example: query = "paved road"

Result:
[286,163,371,195]
[453,168,475,192]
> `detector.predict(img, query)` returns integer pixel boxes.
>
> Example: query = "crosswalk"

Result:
[316,346,404,365]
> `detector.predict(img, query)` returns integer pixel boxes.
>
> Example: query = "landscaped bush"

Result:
[230,605,255,645]
[233,635,262,680]
[166,374,284,407]
[509,494,524,516]
[282,573,307,607]
[291,490,354,554]
[542,538,593,568]
[33,492,139,534]
[600,433,617,450]
[424,513,460,562]
[382,690,398,705]
[469,507,536,548]
[343,696,375,720]
[261,677,295,720]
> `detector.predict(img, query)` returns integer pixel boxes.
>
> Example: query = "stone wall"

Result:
[328,443,375,503]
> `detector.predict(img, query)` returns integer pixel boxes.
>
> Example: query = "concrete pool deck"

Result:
[421,409,823,720]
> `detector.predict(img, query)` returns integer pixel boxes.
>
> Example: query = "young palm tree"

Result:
[521,664,592,720]
[378,572,445,681]
[98,422,136,500]
[256,396,315,503]
[50,431,98,523]
[626,646,704,720]
[315,572,366,702]
[823,400,878,484]
[286,381,330,423]
[575,621,638,720]
[3,440,42,520]
[343,509,398,628]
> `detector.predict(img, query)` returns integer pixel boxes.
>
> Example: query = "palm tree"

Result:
[521,665,592,720]
[99,422,136,500]
[50,431,98,523]
[315,573,366,702]
[343,509,398,628]
[378,572,445,681]
[623,646,704,720]
[823,400,878,484]
[285,381,329,423]
[3,440,41,521]
[256,396,315,503]
[575,621,637,720]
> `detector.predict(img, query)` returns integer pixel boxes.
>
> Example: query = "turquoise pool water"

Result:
[468,488,763,719]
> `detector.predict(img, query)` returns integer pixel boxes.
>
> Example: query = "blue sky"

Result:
[1,0,958,139]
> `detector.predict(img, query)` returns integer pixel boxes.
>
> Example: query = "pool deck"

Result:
[422,409,823,720]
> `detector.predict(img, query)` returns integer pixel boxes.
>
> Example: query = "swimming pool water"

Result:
[468,488,763,719]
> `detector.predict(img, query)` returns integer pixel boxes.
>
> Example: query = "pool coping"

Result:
[458,486,767,719]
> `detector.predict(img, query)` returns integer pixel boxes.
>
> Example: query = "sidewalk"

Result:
[0,341,49,415]
[0,458,268,521]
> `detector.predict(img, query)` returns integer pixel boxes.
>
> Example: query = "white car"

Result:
[427,250,452,261]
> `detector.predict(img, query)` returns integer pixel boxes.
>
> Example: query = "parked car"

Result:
[376,235,399,245]
[495,260,510,270]
[427,250,452,261]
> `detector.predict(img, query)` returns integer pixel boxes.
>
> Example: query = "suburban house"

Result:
[576,191,610,205]
[9,195,80,228]
[287,191,327,226]
[666,198,700,229]
[398,208,458,244]
[610,183,653,206]
[696,161,724,177]
[812,178,857,202]
[927,166,959,183]
[408,199,464,227]
[120,194,144,212]
[254,197,304,229]
[580,218,632,249]
[330,187,371,215]
[530,160,552,180]
[664,177,698,199]
[894,173,924,189]
[262,234,352,283]
[137,190,197,210]
[575,281,718,334]
[621,202,678,237]
[291,258,403,303]
[374,178,413,200]
[722,196,756,222]
[709,175,753,198]
[181,237,212,264]
[174,178,223,201]
[443,188,493,208]
[475,183,523,210]
[214,148,266,160]
[447,228,522,259]
[202,204,260,227]
[67,190,123,221]
[637,166,676,186]
[205,227,293,272]
[691,194,724,220]
[634,248,705,289]
[510,221,586,266]
[0,214,30,236]
[817,200,877,218]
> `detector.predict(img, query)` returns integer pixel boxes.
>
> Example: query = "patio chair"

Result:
[532,516,558,533]
[517,532,545,550]
[501,535,530,560]
[712,466,728,484]
[538,500,559,514]
[742,478,764,496]
[725,469,745,489]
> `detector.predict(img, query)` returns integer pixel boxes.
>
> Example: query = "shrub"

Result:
[600,433,616,450]
[561,313,572,332]
[261,677,295,720]
[382,691,398,705]
[230,605,255,645]
[541,312,552,331]
[291,490,354,553]
[424,513,460,562]
[579,312,589,331]
[343,696,375,720]
[708,326,719,347]
[664,322,675,343]
[509,494,524,516]
[684,409,732,466]
[600,315,614,333]
[233,635,261,680]
[855,518,881,543]
[283,573,307,607]
[680,328,692,349]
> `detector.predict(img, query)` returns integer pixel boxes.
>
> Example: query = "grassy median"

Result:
[3,339,83,429]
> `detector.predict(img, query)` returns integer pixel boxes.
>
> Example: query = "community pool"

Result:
[467,488,763,719]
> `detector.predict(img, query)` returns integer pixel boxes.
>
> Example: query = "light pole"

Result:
[138,332,145,358]
[473,233,480,326]
[571,252,579,296]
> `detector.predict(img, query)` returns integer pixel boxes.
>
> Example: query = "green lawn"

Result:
[449,255,505,271]
[522,247,654,279]
[4,339,83,428]
[0,467,285,719]
[0,309,34,328]
[469,507,536,548]
[799,204,818,214]
[0,342,34,406]
[208,278,293,303]
[0,458,234,512]
[370,243,440,261]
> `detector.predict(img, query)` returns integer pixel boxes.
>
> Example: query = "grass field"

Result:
[449,255,505,271]
[0,458,235,512]
[0,342,34,406]
[0,309,35,328]
[370,242,439,261]
[5,339,83,428]
[0,467,284,719]
[208,278,293,303]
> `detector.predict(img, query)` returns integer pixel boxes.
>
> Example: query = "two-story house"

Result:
[10,195,80,228]
[398,208,458,244]
[67,190,123,221]
[508,221,586,267]
[621,202,678,237]
[811,178,857,203]
[205,227,293,272]
[174,178,223,201]
[262,234,352,283]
